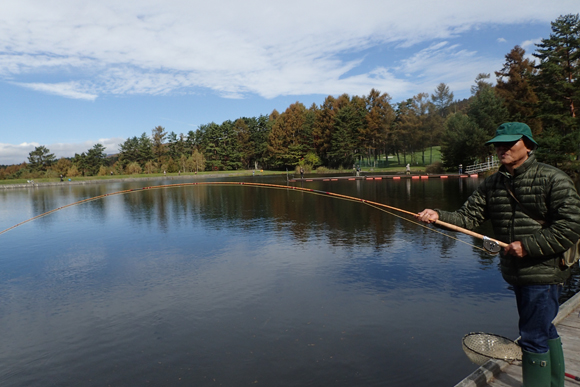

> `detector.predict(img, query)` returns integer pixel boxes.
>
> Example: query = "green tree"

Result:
[85,143,107,176]
[28,145,56,171]
[118,136,140,168]
[431,83,455,118]
[72,153,89,176]
[234,118,253,169]
[471,73,493,96]
[248,115,272,169]
[533,13,580,159]
[138,133,154,166]
[312,96,337,164]
[152,125,167,163]
[440,113,489,168]
[326,96,365,167]
[467,84,509,139]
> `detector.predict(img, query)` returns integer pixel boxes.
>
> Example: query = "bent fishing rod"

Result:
[0,181,506,253]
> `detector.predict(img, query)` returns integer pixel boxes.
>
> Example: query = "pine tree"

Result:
[27,146,56,171]
[533,13,580,159]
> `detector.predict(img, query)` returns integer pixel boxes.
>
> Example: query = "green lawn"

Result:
[0,147,445,185]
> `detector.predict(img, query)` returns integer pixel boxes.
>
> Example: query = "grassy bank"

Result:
[0,164,432,186]
[1,148,442,185]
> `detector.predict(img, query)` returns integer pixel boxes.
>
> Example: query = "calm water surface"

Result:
[1,175,577,386]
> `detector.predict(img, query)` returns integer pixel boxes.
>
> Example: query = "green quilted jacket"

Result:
[437,154,580,286]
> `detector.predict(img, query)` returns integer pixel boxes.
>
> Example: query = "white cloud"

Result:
[0,138,125,165]
[0,0,575,101]
[521,38,543,62]
[394,42,500,96]
[15,82,98,100]
[497,38,507,43]
[521,38,543,52]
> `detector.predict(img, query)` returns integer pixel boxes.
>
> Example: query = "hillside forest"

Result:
[1,14,579,180]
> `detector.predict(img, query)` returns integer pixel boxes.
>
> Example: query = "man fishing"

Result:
[416,122,580,387]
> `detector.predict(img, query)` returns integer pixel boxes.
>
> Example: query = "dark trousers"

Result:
[514,284,561,353]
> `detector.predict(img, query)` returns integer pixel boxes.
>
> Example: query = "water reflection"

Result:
[0,176,577,387]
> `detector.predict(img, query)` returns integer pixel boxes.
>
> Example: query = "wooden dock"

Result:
[455,291,580,387]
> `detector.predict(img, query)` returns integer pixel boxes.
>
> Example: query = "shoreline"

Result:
[0,172,281,190]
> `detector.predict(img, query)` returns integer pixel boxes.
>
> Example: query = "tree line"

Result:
[1,13,578,180]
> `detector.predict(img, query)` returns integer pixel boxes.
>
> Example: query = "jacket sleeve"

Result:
[520,174,580,258]
[436,184,489,230]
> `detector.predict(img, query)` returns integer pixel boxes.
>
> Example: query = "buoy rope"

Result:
[0,181,488,252]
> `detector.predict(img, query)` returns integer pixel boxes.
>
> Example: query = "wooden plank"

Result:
[490,365,521,387]
[456,294,580,387]
[559,315,580,329]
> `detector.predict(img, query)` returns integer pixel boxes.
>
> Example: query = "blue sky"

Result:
[1,0,578,165]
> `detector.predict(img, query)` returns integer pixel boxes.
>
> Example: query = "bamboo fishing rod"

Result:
[0,181,507,252]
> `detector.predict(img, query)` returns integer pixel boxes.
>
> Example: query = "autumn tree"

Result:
[363,89,395,166]
[53,158,72,176]
[267,102,311,168]
[495,46,540,133]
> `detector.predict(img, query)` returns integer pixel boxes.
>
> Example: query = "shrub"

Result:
[125,162,142,175]
[97,166,109,176]
[45,169,59,179]
[316,166,330,174]
[144,161,158,174]
[67,165,81,177]
[425,161,444,174]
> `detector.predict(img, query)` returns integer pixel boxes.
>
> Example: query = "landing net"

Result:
[462,332,522,365]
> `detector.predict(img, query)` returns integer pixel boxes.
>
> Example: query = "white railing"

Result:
[464,156,500,174]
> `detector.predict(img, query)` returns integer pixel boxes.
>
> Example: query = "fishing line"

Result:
[303,188,490,253]
[0,181,490,252]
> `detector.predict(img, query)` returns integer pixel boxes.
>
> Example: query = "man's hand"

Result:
[415,209,439,224]
[505,241,528,258]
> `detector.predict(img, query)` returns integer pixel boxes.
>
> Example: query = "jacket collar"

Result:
[498,153,536,179]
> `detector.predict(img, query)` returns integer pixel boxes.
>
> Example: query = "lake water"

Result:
[1,175,578,386]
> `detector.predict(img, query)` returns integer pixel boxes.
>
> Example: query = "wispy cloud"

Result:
[394,42,500,96]
[15,82,98,100]
[0,0,574,101]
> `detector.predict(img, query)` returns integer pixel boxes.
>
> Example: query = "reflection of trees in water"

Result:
[117,185,403,248]
[115,180,502,256]
[30,185,112,226]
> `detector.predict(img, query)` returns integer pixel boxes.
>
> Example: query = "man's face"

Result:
[494,138,532,170]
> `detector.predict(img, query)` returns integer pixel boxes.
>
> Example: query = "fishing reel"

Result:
[482,236,501,254]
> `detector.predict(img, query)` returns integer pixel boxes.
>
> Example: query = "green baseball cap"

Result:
[485,122,538,146]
